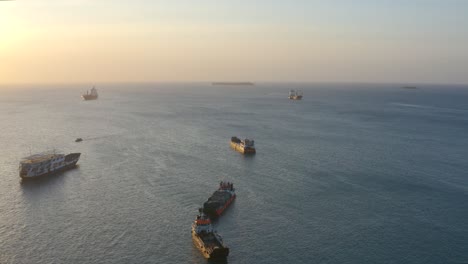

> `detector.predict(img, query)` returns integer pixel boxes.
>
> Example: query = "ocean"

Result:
[0,83,467,264]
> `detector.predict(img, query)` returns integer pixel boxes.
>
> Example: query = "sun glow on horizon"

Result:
[1,0,468,84]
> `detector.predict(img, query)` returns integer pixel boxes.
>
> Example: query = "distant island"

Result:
[402,86,418,89]
[212,82,255,86]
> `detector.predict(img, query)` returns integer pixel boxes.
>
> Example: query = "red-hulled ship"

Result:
[203,181,236,218]
[191,209,230,259]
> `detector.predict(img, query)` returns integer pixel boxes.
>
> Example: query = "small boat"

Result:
[75,138,83,142]
[289,89,303,100]
[82,87,98,100]
[230,137,256,154]
[192,208,230,259]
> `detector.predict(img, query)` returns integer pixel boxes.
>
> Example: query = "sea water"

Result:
[0,83,467,264]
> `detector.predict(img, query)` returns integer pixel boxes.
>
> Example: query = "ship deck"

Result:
[21,153,63,164]
[199,233,223,248]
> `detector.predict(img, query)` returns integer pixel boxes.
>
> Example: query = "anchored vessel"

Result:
[230,137,256,154]
[203,181,236,218]
[289,89,303,100]
[192,209,229,259]
[19,152,81,179]
[82,87,98,100]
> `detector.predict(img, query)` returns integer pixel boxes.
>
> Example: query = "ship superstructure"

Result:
[289,89,303,100]
[230,137,256,154]
[203,181,236,218]
[82,87,98,100]
[19,152,80,179]
[191,209,229,259]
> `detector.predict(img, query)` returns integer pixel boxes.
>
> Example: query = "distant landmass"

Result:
[212,82,255,86]
[402,86,418,89]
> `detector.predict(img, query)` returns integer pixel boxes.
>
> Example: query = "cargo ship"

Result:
[230,137,256,154]
[203,181,236,218]
[19,152,81,179]
[82,87,98,100]
[192,209,230,259]
[289,89,303,100]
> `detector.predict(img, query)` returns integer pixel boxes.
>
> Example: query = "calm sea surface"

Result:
[0,83,467,264]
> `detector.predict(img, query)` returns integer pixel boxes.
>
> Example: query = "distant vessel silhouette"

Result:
[82,87,98,100]
[289,89,303,100]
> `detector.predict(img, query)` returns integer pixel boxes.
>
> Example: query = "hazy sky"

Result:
[1,0,468,84]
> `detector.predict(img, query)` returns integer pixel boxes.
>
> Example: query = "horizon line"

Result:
[1,80,468,86]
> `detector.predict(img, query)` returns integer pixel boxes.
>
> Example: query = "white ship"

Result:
[19,152,81,179]
[289,89,303,100]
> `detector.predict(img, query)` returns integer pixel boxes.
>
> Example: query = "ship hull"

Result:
[20,153,80,179]
[81,95,98,100]
[230,142,256,154]
[203,192,236,218]
[289,96,302,100]
[215,194,236,217]
[191,229,229,259]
